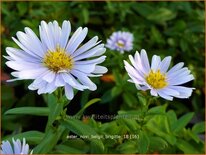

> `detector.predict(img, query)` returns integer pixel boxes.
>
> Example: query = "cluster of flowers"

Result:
[1,20,194,154]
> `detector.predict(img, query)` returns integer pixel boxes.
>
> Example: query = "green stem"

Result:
[139,96,155,129]
[34,88,67,153]
[46,88,66,131]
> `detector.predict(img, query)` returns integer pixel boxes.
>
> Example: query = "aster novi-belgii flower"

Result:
[0,138,33,154]
[106,31,133,53]
[5,20,108,100]
[124,49,195,101]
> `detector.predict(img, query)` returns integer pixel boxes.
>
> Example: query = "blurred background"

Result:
[1,1,205,139]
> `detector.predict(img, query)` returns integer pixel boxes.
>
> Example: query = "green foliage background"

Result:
[1,1,205,154]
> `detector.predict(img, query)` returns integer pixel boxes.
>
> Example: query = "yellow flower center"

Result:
[145,69,168,89]
[43,46,73,72]
[117,42,124,48]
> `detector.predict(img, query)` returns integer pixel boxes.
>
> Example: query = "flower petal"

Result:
[17,67,48,79]
[66,27,83,53]
[71,70,97,91]
[75,56,106,65]
[167,62,184,75]
[68,27,88,54]
[73,44,105,61]
[157,91,173,101]
[169,75,194,86]
[39,21,55,51]
[169,86,194,98]
[140,49,150,73]
[1,141,14,154]
[6,61,42,71]
[72,36,99,57]
[92,66,108,74]
[55,74,65,87]
[73,64,95,73]
[159,56,171,73]
[60,20,71,49]
[12,138,21,154]
[151,55,161,71]
[42,71,56,83]
[61,73,87,90]
[6,47,40,63]
[65,84,74,100]
[150,89,158,96]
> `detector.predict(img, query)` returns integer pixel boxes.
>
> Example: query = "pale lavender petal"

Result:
[65,84,74,100]
[159,56,171,73]
[60,20,71,49]
[167,62,184,75]
[169,86,194,98]
[72,36,99,57]
[151,55,161,71]
[157,91,173,101]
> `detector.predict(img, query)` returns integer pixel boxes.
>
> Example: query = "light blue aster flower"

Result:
[0,138,33,154]
[106,31,133,53]
[4,20,108,100]
[124,49,195,101]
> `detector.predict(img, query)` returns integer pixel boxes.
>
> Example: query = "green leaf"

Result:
[61,119,105,153]
[61,118,97,136]
[149,136,168,152]
[186,129,201,143]
[123,93,137,107]
[167,38,176,47]
[90,139,105,153]
[174,20,187,31]
[180,39,188,51]
[82,8,89,24]
[101,122,121,135]
[172,112,194,133]
[147,8,176,23]
[137,131,149,153]
[101,89,113,104]
[4,107,49,116]
[166,110,177,128]
[55,144,85,154]
[116,110,142,132]
[146,115,176,145]
[2,131,44,145]
[137,92,147,106]
[33,126,65,153]
[176,139,199,153]
[192,121,205,134]
[76,98,101,116]
[62,139,89,153]
[111,86,122,97]
[17,2,28,16]
[147,104,167,115]
[121,119,140,132]
[113,69,122,85]
[133,3,154,17]
[150,26,164,44]
[117,141,138,153]
[80,90,90,107]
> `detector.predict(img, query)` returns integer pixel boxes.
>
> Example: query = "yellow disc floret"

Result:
[145,69,168,89]
[43,46,73,72]
[117,42,124,48]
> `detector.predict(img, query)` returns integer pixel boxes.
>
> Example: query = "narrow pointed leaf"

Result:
[4,107,49,116]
